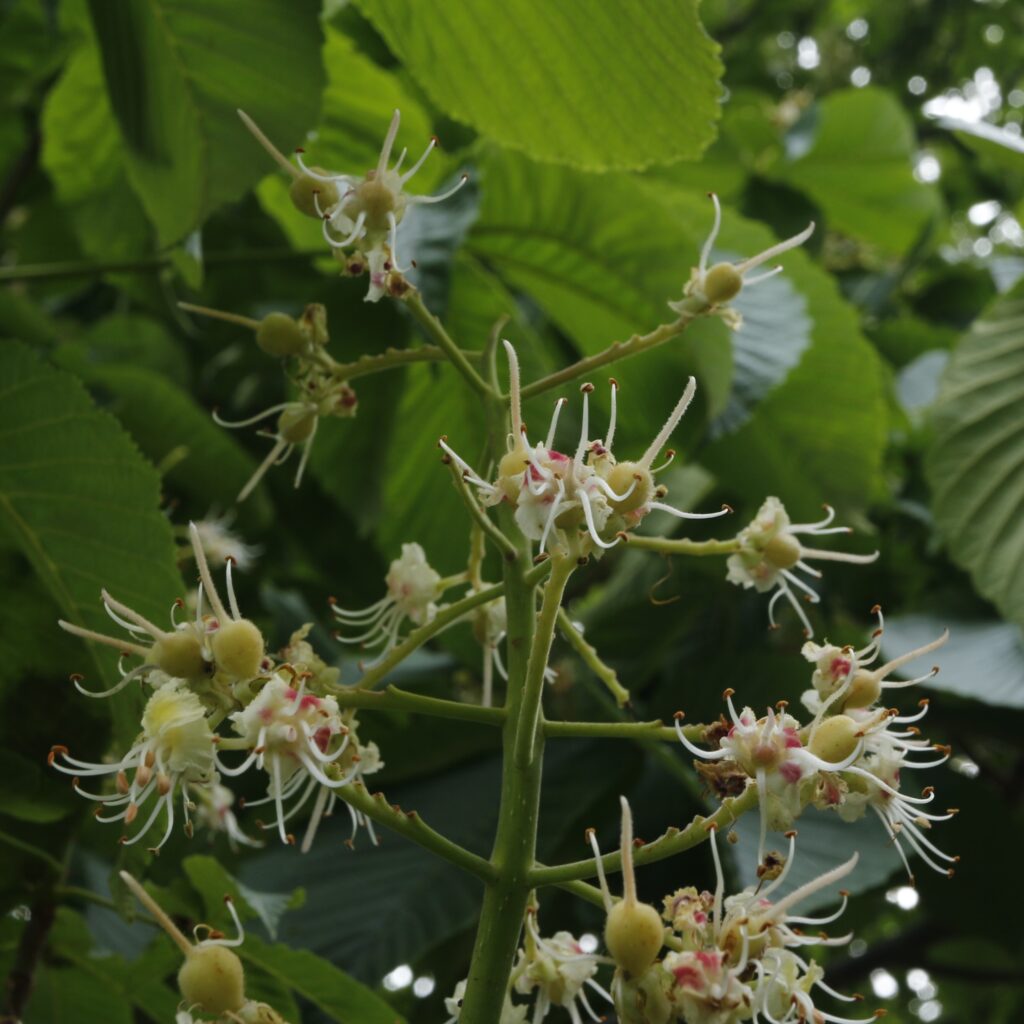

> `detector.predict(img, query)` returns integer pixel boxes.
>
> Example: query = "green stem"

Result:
[445,457,518,562]
[556,607,630,707]
[352,580,507,691]
[545,719,681,742]
[520,318,690,399]
[529,785,759,888]
[330,345,482,382]
[0,828,62,874]
[325,683,505,726]
[513,556,575,768]
[340,782,495,882]
[458,500,545,1021]
[625,535,741,556]
[402,289,493,397]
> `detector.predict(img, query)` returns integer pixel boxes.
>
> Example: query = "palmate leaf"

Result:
[357,0,723,170]
[85,0,325,245]
[926,280,1024,628]
[0,342,182,745]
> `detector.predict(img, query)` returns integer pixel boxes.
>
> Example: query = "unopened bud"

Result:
[256,313,307,358]
[289,172,339,218]
[211,619,265,681]
[702,263,743,305]
[809,714,861,763]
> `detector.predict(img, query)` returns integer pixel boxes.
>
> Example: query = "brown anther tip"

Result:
[673,710,685,720]
[768,623,780,632]
[118,835,129,844]
[295,147,305,154]
[286,833,296,845]
[460,172,469,181]
[946,868,956,878]
[875,1011,887,1019]
[872,629,883,639]
[722,687,735,699]
[935,744,952,755]
[776,699,789,709]
[852,993,864,1002]
[616,531,629,542]
[69,672,84,683]
[343,838,355,849]
[174,597,185,609]
[931,666,940,675]
[706,191,715,199]
[922,786,935,797]
[784,830,797,838]
[918,698,930,707]
[584,827,595,839]
[952,855,961,862]
[705,821,718,832]
[947,807,960,814]
[580,382,594,393]
[429,134,440,145]
[839,889,849,897]
[722,504,734,513]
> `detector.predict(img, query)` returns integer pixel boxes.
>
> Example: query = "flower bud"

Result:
[842,669,881,709]
[212,619,265,681]
[809,714,861,763]
[178,944,246,1016]
[605,898,665,978]
[277,405,317,444]
[148,630,206,680]
[605,461,654,515]
[288,171,339,218]
[256,313,308,358]
[702,263,743,305]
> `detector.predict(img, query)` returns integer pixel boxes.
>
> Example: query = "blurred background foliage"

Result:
[0,0,1022,1021]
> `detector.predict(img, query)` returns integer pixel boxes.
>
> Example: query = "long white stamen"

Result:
[377,109,401,177]
[708,823,725,937]
[538,479,566,553]
[293,417,318,490]
[771,853,858,918]
[743,265,784,287]
[237,109,299,178]
[190,522,229,621]
[801,548,880,565]
[700,193,722,275]
[675,717,729,760]
[647,500,731,521]
[409,174,469,205]
[781,569,821,603]
[400,137,438,184]
[238,438,290,503]
[579,489,620,550]
[587,827,613,910]
[575,386,592,465]
[503,341,524,445]
[101,592,165,639]
[386,211,408,272]
[212,403,294,430]
[606,379,618,449]
[57,621,149,658]
[875,631,949,678]
[735,221,815,274]
[638,377,697,470]
[301,785,332,854]
[324,211,367,249]
[546,399,567,450]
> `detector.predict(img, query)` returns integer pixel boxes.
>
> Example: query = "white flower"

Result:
[511,914,612,1024]
[50,681,215,850]
[331,542,442,656]
[676,692,862,865]
[668,192,814,330]
[220,675,381,852]
[188,780,262,849]
[801,607,948,714]
[188,514,261,572]
[726,498,878,636]
[59,522,267,696]
[662,829,877,1024]
[440,342,728,555]
[291,109,468,302]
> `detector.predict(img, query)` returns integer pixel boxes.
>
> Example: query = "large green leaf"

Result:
[467,152,887,507]
[41,9,152,261]
[770,88,940,254]
[85,0,324,244]
[357,0,723,170]
[25,964,134,1024]
[0,342,182,739]
[926,281,1024,627]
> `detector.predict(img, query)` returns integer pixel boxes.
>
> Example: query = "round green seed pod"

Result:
[277,405,317,444]
[809,714,861,763]
[763,532,802,571]
[605,461,654,515]
[211,619,265,681]
[149,630,206,679]
[842,670,882,710]
[289,172,339,218]
[703,263,743,305]
[178,944,246,1016]
[605,899,664,978]
[256,313,307,358]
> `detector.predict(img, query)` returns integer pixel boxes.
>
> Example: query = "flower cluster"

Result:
[441,341,730,557]
[679,612,956,880]
[588,800,879,1024]
[726,497,879,636]
[240,107,467,302]
[51,522,380,854]
[668,192,815,330]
